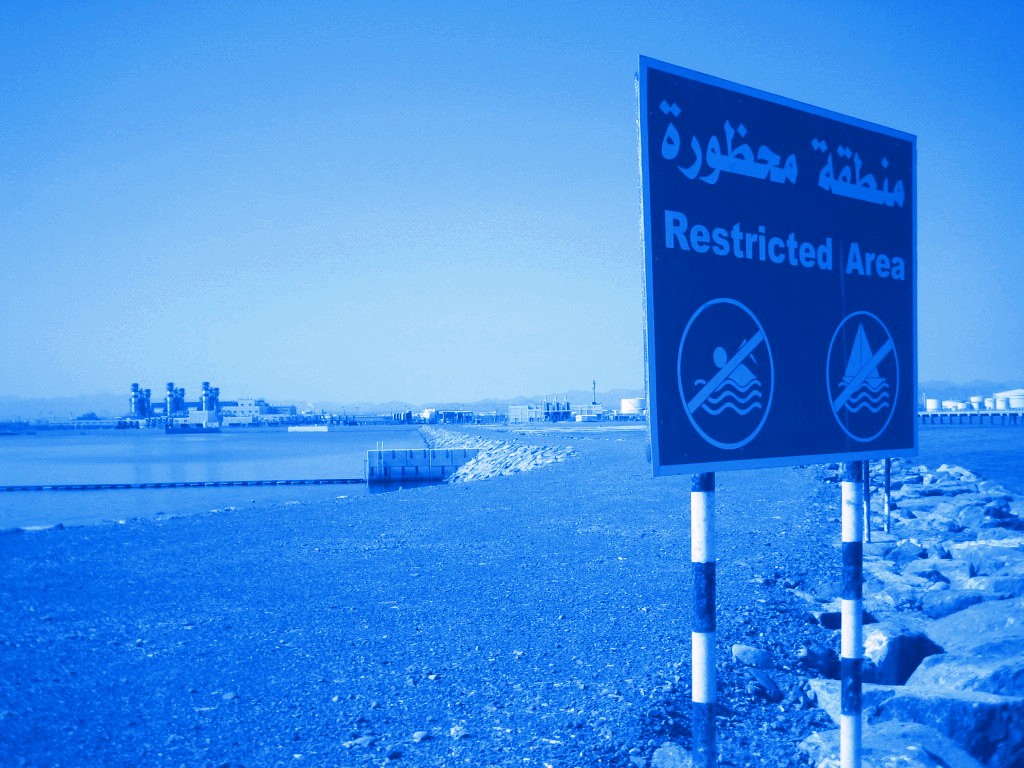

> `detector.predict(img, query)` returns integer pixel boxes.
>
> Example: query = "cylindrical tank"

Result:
[620,397,647,415]
[970,396,983,411]
[984,397,995,410]
[1010,394,1024,409]
[925,398,939,412]
[996,397,1010,411]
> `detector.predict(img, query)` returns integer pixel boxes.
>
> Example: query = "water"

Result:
[916,423,1024,497]
[0,426,425,529]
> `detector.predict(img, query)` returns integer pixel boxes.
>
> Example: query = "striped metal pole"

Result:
[884,458,892,534]
[691,472,716,767]
[863,461,872,544]
[841,461,864,768]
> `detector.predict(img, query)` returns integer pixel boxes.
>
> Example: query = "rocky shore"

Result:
[1,426,1021,767]
[796,460,1024,768]
[419,425,574,482]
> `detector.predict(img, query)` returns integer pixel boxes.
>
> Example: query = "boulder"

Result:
[797,642,840,679]
[920,589,986,620]
[731,643,773,669]
[948,542,1024,577]
[958,574,1024,598]
[806,679,898,725]
[744,668,783,702]
[799,721,984,768]
[870,686,1024,767]
[924,597,1024,652]
[650,742,692,768]
[862,620,942,685]
[907,637,1024,697]
[889,540,929,565]
[901,558,954,585]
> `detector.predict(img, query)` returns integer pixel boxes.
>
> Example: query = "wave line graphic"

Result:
[845,401,889,414]
[846,390,891,408]
[705,388,762,407]
[701,401,763,416]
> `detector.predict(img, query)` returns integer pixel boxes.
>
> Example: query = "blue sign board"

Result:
[640,57,917,474]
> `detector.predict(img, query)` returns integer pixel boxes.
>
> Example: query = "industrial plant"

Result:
[125,381,297,431]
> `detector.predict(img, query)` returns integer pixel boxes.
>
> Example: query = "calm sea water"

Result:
[2,423,1021,530]
[0,426,425,529]
[916,423,1024,497]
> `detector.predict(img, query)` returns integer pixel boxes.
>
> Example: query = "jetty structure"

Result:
[918,388,1024,425]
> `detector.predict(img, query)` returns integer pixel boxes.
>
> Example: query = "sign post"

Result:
[639,57,916,767]
[691,472,716,766]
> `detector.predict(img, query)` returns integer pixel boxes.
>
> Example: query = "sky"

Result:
[2,1,1023,404]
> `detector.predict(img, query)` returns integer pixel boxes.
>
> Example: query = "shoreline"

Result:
[1,427,1022,766]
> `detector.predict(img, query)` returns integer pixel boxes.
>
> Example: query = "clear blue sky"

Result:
[2,2,1022,403]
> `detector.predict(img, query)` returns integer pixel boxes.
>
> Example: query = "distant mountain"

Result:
[918,379,1022,403]
[300,388,646,415]
[0,393,127,420]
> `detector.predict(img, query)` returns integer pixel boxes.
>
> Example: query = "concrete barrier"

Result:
[365,448,480,483]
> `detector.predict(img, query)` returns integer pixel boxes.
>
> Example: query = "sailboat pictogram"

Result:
[839,324,890,414]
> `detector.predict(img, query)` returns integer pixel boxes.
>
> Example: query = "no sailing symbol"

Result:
[827,311,899,443]
[677,299,774,450]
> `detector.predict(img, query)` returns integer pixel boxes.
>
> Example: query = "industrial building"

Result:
[508,400,573,424]
[126,382,297,428]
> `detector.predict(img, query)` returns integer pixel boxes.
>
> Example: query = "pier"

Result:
[366,448,479,483]
[0,478,365,492]
[918,409,1024,426]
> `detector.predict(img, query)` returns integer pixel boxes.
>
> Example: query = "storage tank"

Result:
[620,397,647,415]
[995,397,1010,411]
[984,397,995,410]
[925,398,939,412]
[970,396,983,411]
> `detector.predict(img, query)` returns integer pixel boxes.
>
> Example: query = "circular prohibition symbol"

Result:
[676,298,774,450]
[826,311,899,443]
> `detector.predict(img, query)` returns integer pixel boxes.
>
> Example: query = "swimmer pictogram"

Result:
[678,299,773,450]
[827,312,898,443]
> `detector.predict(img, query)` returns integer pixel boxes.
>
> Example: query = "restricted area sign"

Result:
[640,57,917,474]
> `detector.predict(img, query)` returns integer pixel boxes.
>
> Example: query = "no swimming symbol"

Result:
[677,299,774,450]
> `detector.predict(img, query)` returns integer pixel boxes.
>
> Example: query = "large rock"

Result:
[924,597,1024,652]
[870,687,1024,767]
[650,742,692,768]
[948,542,1024,577]
[806,679,899,724]
[907,637,1024,697]
[920,589,986,620]
[731,643,773,669]
[902,557,973,586]
[807,679,1024,767]
[958,574,1024,598]
[800,721,983,768]
[862,620,942,685]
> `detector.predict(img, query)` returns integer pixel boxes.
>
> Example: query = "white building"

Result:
[509,405,546,424]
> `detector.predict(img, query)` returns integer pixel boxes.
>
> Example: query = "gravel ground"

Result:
[0,426,846,767]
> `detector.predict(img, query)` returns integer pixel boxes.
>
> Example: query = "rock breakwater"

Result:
[799,459,1024,767]
[419,426,574,482]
